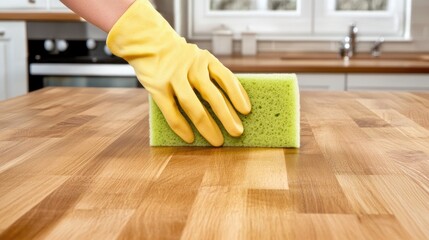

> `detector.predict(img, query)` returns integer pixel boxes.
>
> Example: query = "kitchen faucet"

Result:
[349,23,358,56]
[339,23,358,59]
[371,37,384,57]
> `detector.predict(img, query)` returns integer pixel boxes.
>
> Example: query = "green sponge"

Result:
[149,73,300,148]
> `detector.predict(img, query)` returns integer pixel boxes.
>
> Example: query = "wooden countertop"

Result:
[0,11,82,21]
[220,52,429,73]
[1,87,429,239]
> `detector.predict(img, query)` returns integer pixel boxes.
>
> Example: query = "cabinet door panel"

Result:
[347,74,429,91]
[0,21,28,100]
[297,74,346,91]
[0,0,47,9]
[0,42,6,100]
[48,0,70,10]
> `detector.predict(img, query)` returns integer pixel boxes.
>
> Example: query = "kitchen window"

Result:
[189,0,411,40]
[314,0,409,38]
[190,0,313,39]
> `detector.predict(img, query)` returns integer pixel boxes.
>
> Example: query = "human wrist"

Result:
[61,0,136,32]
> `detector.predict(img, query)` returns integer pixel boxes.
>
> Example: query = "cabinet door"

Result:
[0,21,28,101]
[0,0,47,9]
[48,0,70,10]
[0,42,6,101]
[296,73,346,91]
[347,74,429,91]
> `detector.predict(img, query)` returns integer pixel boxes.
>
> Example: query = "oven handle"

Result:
[30,63,136,77]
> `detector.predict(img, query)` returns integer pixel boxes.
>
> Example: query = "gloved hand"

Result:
[107,0,251,146]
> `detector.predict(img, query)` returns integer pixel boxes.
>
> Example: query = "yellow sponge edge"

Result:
[149,73,300,148]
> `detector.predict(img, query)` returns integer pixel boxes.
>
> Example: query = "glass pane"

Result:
[336,0,388,11]
[210,0,297,11]
[269,0,297,10]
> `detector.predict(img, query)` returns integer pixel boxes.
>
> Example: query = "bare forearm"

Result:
[61,0,135,32]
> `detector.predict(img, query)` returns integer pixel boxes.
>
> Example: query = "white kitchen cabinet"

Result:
[0,0,47,9]
[0,21,28,101]
[296,73,346,91]
[347,74,429,91]
[0,0,70,11]
[48,0,70,10]
[0,42,6,100]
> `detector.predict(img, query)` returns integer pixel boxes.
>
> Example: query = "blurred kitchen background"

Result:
[1,0,429,101]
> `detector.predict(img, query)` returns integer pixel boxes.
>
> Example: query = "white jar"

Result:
[212,25,233,56]
[241,30,257,56]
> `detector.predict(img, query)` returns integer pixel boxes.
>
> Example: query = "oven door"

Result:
[29,63,141,91]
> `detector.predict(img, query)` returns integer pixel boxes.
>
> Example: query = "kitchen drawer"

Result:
[297,73,346,91]
[0,0,47,9]
[347,74,429,91]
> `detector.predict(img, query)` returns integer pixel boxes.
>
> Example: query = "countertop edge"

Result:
[0,12,83,21]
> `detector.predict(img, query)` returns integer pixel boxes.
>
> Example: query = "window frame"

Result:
[188,0,412,41]
[313,0,409,38]
[188,0,313,40]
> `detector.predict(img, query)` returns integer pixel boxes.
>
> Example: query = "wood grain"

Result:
[1,87,429,239]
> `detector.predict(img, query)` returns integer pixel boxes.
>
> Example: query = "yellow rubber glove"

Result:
[107,0,251,146]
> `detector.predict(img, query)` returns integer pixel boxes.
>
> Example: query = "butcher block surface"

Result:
[0,87,429,239]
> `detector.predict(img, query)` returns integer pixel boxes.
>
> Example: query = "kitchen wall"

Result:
[176,0,429,53]
[26,0,429,53]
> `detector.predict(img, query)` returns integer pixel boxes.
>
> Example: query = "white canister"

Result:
[241,30,257,56]
[212,25,233,56]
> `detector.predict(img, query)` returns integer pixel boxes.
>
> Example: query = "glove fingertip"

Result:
[237,84,252,115]
[210,135,224,147]
[178,127,195,144]
[230,121,244,137]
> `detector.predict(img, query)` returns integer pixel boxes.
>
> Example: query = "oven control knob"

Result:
[44,39,55,52]
[86,39,97,50]
[104,45,112,56]
[56,39,68,52]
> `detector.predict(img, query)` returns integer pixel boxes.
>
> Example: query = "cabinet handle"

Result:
[28,0,36,4]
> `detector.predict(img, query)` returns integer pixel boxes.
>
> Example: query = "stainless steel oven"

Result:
[28,39,141,91]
